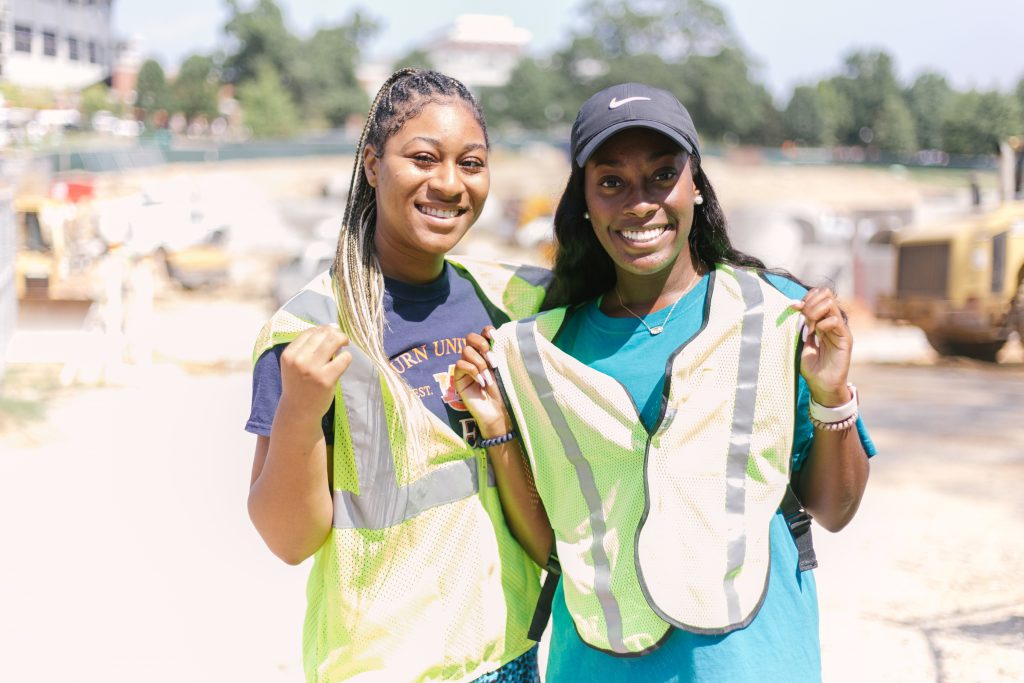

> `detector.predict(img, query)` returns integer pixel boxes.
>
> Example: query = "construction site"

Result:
[1,146,1022,682]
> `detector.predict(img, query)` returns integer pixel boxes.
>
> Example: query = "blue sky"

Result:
[114,0,1024,102]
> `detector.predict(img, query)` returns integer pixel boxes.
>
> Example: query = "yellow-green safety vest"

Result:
[489,265,802,656]
[253,256,551,682]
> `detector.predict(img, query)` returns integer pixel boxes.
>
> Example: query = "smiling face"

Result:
[364,99,489,281]
[584,127,699,286]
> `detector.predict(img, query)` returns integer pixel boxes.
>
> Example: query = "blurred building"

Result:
[109,33,140,106]
[422,15,531,88]
[0,0,116,91]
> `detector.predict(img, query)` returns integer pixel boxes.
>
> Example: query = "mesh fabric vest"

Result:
[253,256,550,682]
[490,265,802,656]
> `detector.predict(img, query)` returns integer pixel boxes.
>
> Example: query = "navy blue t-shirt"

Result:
[246,263,499,445]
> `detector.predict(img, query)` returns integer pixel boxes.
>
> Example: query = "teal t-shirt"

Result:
[546,271,877,683]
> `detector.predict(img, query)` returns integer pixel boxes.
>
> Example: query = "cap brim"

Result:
[575,120,696,167]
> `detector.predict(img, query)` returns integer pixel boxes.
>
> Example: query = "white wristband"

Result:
[808,383,858,423]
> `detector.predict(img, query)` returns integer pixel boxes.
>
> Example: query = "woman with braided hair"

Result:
[245,69,549,682]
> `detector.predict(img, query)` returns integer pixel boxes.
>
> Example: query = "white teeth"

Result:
[420,206,460,219]
[620,226,668,243]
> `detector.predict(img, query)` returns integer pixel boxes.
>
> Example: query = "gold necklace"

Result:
[614,269,702,336]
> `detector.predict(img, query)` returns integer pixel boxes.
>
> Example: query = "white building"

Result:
[423,15,531,89]
[1,0,116,92]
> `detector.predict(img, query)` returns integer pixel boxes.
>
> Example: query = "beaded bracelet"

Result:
[810,413,858,432]
[478,431,517,448]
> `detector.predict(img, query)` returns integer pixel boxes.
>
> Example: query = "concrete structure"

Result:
[422,15,531,89]
[0,0,116,92]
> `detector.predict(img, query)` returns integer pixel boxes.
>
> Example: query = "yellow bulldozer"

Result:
[878,138,1024,361]
[14,183,102,302]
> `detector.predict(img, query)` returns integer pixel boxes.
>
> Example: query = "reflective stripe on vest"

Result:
[274,282,480,529]
[493,266,800,655]
[721,269,765,621]
[515,319,628,652]
[331,336,478,529]
[252,260,548,681]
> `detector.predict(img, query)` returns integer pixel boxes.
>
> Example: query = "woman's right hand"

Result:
[454,327,512,439]
[279,325,352,419]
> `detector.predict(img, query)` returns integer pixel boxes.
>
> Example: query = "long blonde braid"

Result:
[331,68,489,475]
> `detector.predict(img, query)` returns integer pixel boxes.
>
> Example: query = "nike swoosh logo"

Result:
[608,96,651,109]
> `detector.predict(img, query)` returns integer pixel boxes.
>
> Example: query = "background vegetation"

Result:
[118,0,1024,152]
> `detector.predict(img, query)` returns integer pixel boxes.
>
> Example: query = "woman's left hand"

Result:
[790,288,853,406]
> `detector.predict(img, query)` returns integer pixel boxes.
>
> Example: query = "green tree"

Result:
[599,52,685,96]
[171,54,221,123]
[783,85,828,145]
[480,57,574,129]
[488,0,775,139]
[223,0,302,107]
[136,58,169,123]
[577,0,737,61]
[904,73,952,150]
[1016,76,1024,130]
[79,83,122,126]
[237,62,299,138]
[816,81,853,147]
[873,94,917,151]
[828,50,902,145]
[679,48,779,144]
[291,15,377,127]
[943,90,1022,155]
[392,48,434,72]
[223,1,375,129]
[0,83,56,109]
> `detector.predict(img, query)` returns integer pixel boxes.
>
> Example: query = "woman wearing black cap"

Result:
[454,83,876,682]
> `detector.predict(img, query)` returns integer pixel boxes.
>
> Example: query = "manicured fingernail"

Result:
[486,351,498,367]
[484,328,494,340]
[484,369,495,387]
[802,325,809,343]
[476,373,486,388]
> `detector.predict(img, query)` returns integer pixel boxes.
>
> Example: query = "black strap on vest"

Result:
[527,552,561,641]
[781,484,818,571]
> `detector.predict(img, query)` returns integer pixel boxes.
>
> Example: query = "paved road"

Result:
[1,308,1022,681]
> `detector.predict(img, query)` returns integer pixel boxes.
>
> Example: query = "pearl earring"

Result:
[584,211,590,220]
[694,194,704,206]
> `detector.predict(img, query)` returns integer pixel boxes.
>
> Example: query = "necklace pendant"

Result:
[649,326,664,335]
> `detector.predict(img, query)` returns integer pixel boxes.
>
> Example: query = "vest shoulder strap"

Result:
[780,484,818,571]
[252,270,337,364]
[447,255,552,321]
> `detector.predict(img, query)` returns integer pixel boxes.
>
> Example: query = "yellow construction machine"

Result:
[14,182,101,302]
[878,139,1024,361]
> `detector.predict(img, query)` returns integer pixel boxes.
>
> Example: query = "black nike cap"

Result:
[571,83,700,167]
